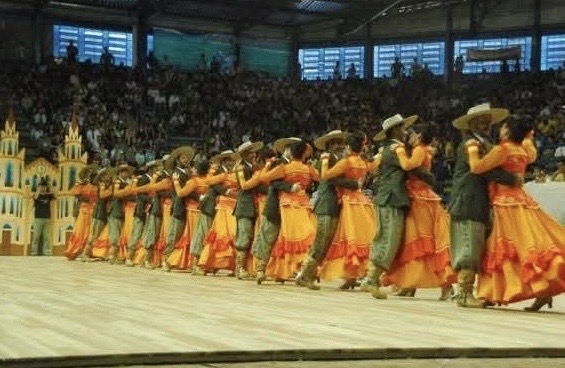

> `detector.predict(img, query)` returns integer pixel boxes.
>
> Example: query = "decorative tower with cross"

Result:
[54,104,88,249]
[0,108,26,254]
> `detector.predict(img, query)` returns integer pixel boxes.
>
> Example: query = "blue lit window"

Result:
[453,37,532,74]
[147,34,154,56]
[298,46,365,80]
[53,24,133,66]
[541,34,565,71]
[373,42,445,78]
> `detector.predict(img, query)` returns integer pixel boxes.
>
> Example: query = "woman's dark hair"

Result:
[347,131,366,153]
[258,147,277,162]
[507,118,533,143]
[290,140,307,160]
[196,160,210,176]
[412,124,437,145]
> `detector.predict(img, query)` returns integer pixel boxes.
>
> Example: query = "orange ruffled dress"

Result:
[198,172,239,272]
[118,200,136,260]
[319,153,378,281]
[65,183,98,260]
[167,175,208,270]
[260,160,319,280]
[381,144,455,288]
[468,138,565,304]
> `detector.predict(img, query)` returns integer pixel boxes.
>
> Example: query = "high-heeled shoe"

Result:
[339,279,359,290]
[395,288,416,297]
[524,297,553,312]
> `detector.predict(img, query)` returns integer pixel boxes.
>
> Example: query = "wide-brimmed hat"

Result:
[144,159,161,170]
[233,141,264,161]
[373,114,418,141]
[314,130,350,150]
[452,103,510,130]
[115,164,134,177]
[78,165,97,181]
[210,150,235,163]
[273,137,302,154]
[169,146,196,166]
[93,167,115,184]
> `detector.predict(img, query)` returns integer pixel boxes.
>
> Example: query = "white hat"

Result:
[314,130,350,150]
[373,114,418,141]
[452,103,510,130]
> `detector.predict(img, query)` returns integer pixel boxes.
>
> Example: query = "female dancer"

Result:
[317,131,378,288]
[468,119,565,311]
[380,124,456,299]
[259,140,319,281]
[65,166,98,260]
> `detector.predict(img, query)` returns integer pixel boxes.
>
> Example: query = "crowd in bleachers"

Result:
[1,55,564,190]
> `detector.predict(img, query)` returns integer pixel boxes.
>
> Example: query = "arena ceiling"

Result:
[10,0,472,31]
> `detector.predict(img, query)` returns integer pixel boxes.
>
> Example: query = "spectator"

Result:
[100,47,115,72]
[31,178,55,256]
[66,41,78,64]
[391,57,404,79]
[347,63,357,79]
[551,161,565,182]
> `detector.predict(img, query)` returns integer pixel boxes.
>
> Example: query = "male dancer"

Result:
[233,141,264,280]
[162,146,196,271]
[253,137,300,284]
[449,103,520,308]
[108,164,134,264]
[295,130,360,290]
[189,150,234,275]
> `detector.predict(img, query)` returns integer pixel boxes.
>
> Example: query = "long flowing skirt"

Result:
[118,202,136,260]
[65,202,95,260]
[199,196,237,272]
[319,191,377,281]
[153,199,172,266]
[167,202,200,270]
[382,181,456,288]
[266,192,316,280]
[91,225,110,259]
[477,192,565,304]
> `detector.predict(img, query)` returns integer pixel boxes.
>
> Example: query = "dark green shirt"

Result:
[34,193,54,219]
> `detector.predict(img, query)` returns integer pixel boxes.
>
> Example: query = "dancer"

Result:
[466,118,565,310]
[259,140,319,281]
[162,146,196,271]
[295,130,364,290]
[317,131,378,288]
[364,114,419,299]
[167,160,210,271]
[125,160,160,266]
[380,124,456,299]
[449,103,522,308]
[79,167,114,261]
[198,151,239,274]
[253,137,300,284]
[233,140,265,280]
[65,165,97,260]
[189,150,234,275]
[107,164,134,264]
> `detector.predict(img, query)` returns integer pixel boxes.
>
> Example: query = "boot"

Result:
[524,296,553,312]
[295,257,320,290]
[255,259,268,285]
[142,249,155,269]
[364,263,387,299]
[439,285,454,301]
[395,288,417,297]
[125,249,135,267]
[107,247,118,265]
[359,262,376,292]
[236,251,253,280]
[456,269,484,308]
[162,260,171,272]
[191,256,205,276]
[78,244,92,262]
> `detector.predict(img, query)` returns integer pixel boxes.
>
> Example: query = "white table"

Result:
[524,181,565,225]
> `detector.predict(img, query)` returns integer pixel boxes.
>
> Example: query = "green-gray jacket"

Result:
[170,167,190,220]
[234,161,258,219]
[448,136,517,225]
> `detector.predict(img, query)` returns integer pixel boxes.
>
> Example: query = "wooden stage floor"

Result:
[1,257,565,368]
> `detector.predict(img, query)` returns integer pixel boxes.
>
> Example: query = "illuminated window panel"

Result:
[373,41,445,77]
[298,46,365,80]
